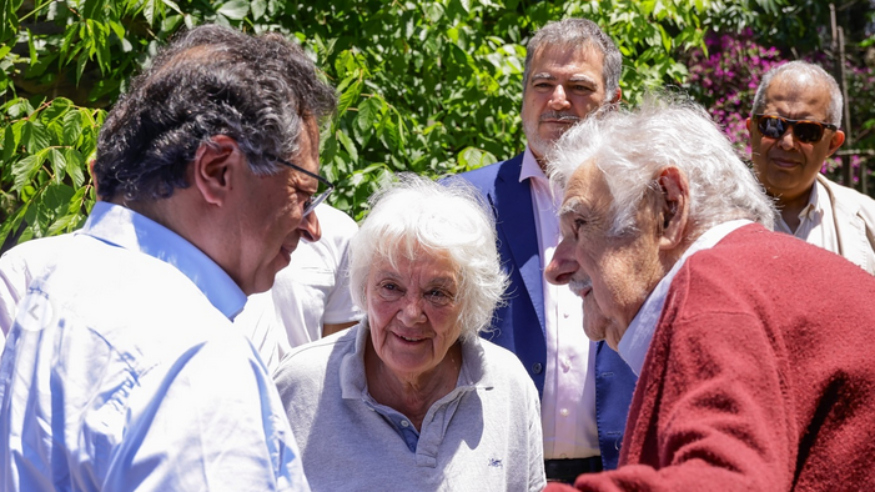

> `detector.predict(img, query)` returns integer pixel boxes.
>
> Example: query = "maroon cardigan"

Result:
[547,224,875,491]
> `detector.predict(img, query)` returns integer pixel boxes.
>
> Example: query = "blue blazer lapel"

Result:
[490,155,546,334]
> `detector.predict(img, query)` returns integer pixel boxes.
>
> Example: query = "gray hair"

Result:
[348,174,508,340]
[94,25,337,201]
[548,94,776,238]
[751,60,843,126]
[522,18,622,99]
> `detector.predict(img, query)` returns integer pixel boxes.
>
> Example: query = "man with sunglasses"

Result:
[0,25,336,491]
[747,60,875,274]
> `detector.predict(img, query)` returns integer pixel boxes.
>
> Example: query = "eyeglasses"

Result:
[272,157,335,217]
[753,114,838,144]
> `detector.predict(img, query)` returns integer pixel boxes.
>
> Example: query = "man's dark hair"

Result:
[93,25,337,201]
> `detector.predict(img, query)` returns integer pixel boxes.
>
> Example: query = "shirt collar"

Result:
[519,146,546,184]
[81,202,247,320]
[617,219,753,375]
[775,181,823,234]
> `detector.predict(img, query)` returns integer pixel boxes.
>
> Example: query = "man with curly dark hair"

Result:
[0,25,335,491]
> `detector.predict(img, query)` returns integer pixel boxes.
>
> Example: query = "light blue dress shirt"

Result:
[0,202,309,491]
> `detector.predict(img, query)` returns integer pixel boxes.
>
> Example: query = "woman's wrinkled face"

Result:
[366,250,463,380]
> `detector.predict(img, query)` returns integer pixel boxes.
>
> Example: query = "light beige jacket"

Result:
[818,174,875,275]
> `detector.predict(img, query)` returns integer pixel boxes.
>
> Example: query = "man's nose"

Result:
[548,85,571,110]
[298,210,321,243]
[776,125,797,150]
[546,237,579,285]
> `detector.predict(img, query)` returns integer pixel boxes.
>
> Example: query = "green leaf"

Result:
[47,213,81,236]
[251,0,267,20]
[336,130,359,163]
[76,52,88,85]
[48,148,67,183]
[425,4,444,23]
[22,122,50,155]
[356,97,382,133]
[64,148,86,188]
[162,0,184,16]
[2,125,15,161]
[143,0,158,26]
[336,79,362,116]
[62,110,83,145]
[27,28,37,68]
[217,0,249,20]
[12,153,44,191]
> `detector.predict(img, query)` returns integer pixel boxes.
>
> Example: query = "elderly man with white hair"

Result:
[543,96,875,491]
[274,174,546,491]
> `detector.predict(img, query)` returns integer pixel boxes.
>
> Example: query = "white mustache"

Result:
[540,112,580,123]
[568,279,592,297]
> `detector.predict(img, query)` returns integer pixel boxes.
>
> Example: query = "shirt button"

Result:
[532,362,543,374]
[401,420,410,428]
[560,408,569,417]
[563,311,570,319]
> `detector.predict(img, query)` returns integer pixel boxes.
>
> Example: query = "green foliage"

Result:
[2,0,708,245]
[0,97,102,247]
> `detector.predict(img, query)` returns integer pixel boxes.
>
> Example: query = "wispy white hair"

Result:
[548,94,776,238]
[348,173,509,340]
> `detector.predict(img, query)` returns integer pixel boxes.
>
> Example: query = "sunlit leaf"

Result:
[336,130,359,163]
[22,122,50,155]
[217,0,250,20]
[48,148,67,183]
[12,153,44,192]
[65,148,86,188]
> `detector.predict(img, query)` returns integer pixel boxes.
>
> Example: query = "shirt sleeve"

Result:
[0,249,30,340]
[321,240,363,325]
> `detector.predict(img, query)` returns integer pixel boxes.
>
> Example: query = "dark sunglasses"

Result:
[271,156,335,217]
[754,114,837,144]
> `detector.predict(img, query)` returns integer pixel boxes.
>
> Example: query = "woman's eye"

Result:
[378,282,403,299]
[425,289,453,306]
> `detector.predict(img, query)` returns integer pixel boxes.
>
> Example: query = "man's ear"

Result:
[656,166,689,250]
[745,116,753,135]
[826,129,846,157]
[192,135,243,207]
[611,87,622,104]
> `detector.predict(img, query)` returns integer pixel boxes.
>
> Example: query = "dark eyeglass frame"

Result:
[272,157,335,217]
[753,114,838,144]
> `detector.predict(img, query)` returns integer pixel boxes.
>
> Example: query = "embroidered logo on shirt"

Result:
[488,458,503,468]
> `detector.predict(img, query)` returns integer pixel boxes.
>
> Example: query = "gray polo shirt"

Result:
[274,321,546,491]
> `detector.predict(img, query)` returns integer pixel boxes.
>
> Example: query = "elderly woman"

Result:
[274,175,545,491]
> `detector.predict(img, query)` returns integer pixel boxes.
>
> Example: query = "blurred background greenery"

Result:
[1,0,873,251]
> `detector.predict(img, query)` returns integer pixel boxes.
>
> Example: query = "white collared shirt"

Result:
[774,179,838,253]
[520,147,600,460]
[618,220,753,375]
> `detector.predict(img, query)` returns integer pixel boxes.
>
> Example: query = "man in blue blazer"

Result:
[456,19,637,483]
